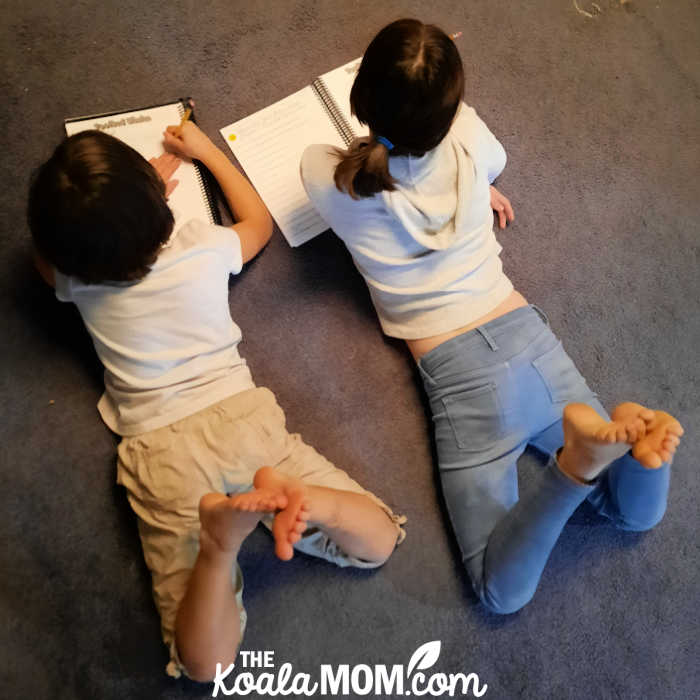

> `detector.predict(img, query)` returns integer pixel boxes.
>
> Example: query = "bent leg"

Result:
[477,401,670,612]
[419,309,675,614]
[257,464,402,565]
[588,455,670,531]
[116,390,286,681]
[441,448,592,614]
[588,405,682,530]
[257,428,406,568]
[532,402,680,532]
[419,310,597,614]
[426,359,593,614]
[175,491,286,682]
[117,427,227,681]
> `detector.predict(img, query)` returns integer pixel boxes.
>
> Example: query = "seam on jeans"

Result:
[442,382,504,451]
[532,341,589,404]
[476,326,499,351]
[417,360,437,387]
[530,304,550,326]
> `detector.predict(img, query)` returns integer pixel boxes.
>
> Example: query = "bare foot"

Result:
[254,467,310,561]
[623,406,684,469]
[199,489,287,554]
[558,402,652,483]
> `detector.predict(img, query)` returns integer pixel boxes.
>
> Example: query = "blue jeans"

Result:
[418,305,670,614]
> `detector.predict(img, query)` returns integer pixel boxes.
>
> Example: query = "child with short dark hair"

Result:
[28,123,405,681]
[29,130,175,284]
[302,18,683,615]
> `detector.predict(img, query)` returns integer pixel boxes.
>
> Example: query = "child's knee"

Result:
[618,504,667,532]
[478,578,536,615]
[178,640,241,684]
[481,590,533,615]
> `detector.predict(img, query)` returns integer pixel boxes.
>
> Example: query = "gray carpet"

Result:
[2,1,699,698]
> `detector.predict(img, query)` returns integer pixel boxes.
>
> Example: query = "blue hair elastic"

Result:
[375,135,394,151]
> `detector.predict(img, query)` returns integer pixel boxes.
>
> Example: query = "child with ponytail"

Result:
[302,18,683,613]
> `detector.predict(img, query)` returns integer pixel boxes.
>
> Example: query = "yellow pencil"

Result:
[179,107,192,128]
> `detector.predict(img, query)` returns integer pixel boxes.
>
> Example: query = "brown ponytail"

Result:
[333,19,464,199]
[333,137,396,200]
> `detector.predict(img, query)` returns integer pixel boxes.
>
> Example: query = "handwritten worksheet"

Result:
[221,59,368,247]
[65,102,215,230]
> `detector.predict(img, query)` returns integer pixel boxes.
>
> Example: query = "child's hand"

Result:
[163,121,216,162]
[490,185,514,229]
[149,152,181,199]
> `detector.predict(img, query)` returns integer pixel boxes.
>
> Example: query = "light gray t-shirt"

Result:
[301,103,513,339]
[54,219,254,436]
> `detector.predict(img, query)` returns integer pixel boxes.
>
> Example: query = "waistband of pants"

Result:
[418,304,550,379]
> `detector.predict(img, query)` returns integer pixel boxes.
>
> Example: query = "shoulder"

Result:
[451,103,492,145]
[161,219,243,275]
[172,218,238,245]
[301,144,338,192]
[450,103,506,180]
[301,144,351,218]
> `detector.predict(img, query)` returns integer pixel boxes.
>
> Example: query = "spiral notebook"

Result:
[64,99,220,230]
[220,58,368,247]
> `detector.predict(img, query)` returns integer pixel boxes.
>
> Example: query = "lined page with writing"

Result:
[65,103,214,230]
[220,86,344,247]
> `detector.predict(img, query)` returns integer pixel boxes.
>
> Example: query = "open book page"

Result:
[220,86,344,247]
[65,103,214,231]
[317,58,369,140]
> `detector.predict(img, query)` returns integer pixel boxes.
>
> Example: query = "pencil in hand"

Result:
[178,107,192,134]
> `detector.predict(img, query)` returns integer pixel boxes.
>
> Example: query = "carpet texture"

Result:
[1,1,698,698]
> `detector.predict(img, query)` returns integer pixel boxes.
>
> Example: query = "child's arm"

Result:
[163,122,273,263]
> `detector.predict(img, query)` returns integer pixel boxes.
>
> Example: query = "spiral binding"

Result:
[178,100,221,225]
[311,79,355,146]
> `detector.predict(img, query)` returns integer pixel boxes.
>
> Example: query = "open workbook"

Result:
[65,99,220,230]
[220,58,368,247]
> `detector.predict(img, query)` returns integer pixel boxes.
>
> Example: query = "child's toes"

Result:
[232,496,249,510]
[629,418,647,442]
[645,454,663,469]
[634,447,662,469]
[597,425,617,442]
[660,440,677,458]
[640,408,655,422]
[609,425,623,442]
[617,425,632,442]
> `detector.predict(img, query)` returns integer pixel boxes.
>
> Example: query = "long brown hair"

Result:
[334,19,464,199]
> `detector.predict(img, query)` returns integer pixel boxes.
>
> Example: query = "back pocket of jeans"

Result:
[532,341,588,403]
[442,383,503,451]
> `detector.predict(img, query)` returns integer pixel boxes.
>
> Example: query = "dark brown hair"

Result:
[335,19,464,199]
[28,130,174,284]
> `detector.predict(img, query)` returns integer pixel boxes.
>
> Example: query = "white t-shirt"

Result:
[54,219,255,436]
[301,104,513,339]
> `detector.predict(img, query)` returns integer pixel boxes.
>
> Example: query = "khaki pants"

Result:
[116,387,405,677]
